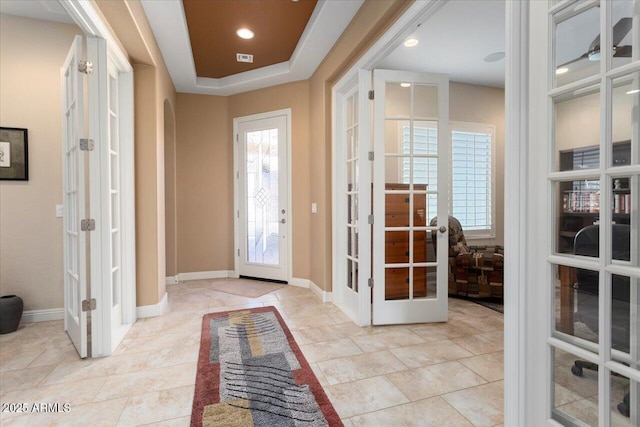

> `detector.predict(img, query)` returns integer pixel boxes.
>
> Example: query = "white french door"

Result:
[61,33,134,358]
[332,70,372,326]
[372,69,450,325]
[88,36,136,356]
[62,35,88,358]
[235,110,290,282]
[528,1,639,425]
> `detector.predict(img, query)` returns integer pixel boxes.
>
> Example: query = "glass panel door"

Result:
[546,1,640,425]
[237,113,289,282]
[372,69,449,325]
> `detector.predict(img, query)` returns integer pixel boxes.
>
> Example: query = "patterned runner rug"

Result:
[191,306,342,426]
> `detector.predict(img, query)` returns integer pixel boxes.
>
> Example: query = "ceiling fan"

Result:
[559,17,633,67]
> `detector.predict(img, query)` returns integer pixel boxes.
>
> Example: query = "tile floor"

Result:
[0,279,505,426]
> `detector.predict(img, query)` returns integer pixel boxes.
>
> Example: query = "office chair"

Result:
[571,224,631,417]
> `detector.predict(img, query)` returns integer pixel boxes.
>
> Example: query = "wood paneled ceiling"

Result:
[183,0,317,79]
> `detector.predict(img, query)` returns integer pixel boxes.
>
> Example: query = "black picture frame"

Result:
[0,127,29,181]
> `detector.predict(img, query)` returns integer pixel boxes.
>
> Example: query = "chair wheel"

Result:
[617,402,630,417]
[571,365,583,377]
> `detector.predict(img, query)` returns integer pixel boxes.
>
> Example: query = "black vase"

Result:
[0,295,23,334]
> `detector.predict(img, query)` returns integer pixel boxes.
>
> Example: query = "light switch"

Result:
[56,204,64,218]
[311,203,317,214]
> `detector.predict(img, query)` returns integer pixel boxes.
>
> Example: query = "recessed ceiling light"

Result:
[404,38,419,48]
[627,89,640,95]
[483,52,505,62]
[236,28,254,40]
[400,83,411,88]
[556,67,569,75]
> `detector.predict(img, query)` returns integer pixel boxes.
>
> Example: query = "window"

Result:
[401,122,495,238]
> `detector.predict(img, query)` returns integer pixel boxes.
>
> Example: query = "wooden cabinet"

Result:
[384,183,430,300]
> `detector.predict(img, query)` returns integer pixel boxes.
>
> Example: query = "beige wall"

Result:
[449,82,505,246]
[173,81,312,278]
[175,94,232,273]
[0,14,82,310]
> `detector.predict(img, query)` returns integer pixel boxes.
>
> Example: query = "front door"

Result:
[372,69,450,325]
[527,1,639,425]
[236,111,290,282]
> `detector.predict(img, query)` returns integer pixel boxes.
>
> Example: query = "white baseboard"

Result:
[136,292,168,318]
[309,280,332,303]
[177,270,234,282]
[289,278,331,303]
[21,308,65,323]
[165,276,178,285]
[288,277,310,288]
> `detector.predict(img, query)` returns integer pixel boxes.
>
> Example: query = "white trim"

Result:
[165,276,179,285]
[136,293,168,318]
[178,270,234,282]
[309,280,332,303]
[139,0,364,95]
[288,278,310,288]
[22,309,65,323]
[504,0,528,425]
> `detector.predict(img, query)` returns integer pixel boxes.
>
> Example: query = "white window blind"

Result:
[451,128,493,234]
[401,122,495,237]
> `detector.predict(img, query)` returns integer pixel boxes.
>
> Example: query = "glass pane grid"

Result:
[245,129,280,266]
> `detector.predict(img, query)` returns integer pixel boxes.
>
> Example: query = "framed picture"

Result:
[0,127,28,181]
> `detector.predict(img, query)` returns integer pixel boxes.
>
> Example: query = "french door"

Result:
[371,69,450,325]
[528,1,639,425]
[61,35,134,358]
[62,35,88,358]
[235,111,290,282]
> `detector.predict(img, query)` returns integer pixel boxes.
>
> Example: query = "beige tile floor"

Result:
[0,279,505,426]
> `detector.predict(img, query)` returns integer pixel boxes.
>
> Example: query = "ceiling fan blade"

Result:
[588,17,632,56]
[559,53,589,68]
[613,45,633,57]
[612,17,632,46]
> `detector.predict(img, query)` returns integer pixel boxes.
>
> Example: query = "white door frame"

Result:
[331,0,529,424]
[233,109,293,283]
[60,0,136,357]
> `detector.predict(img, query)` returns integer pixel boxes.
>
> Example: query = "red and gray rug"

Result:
[191,306,343,426]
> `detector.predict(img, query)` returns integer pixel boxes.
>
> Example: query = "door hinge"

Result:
[368,90,374,100]
[367,214,374,224]
[368,278,374,288]
[79,138,94,151]
[237,210,240,218]
[236,134,239,142]
[80,219,95,231]
[78,60,93,74]
[82,298,96,311]
[237,248,240,257]
[368,151,374,161]
[236,171,239,179]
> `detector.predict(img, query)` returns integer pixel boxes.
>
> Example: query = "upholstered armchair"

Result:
[430,216,504,299]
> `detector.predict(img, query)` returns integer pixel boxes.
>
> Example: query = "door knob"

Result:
[438,226,447,233]
[281,219,286,224]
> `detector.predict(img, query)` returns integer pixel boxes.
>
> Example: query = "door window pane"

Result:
[385,82,411,117]
[610,1,637,70]
[610,374,636,425]
[246,129,279,265]
[555,88,601,172]
[556,180,601,254]
[555,4,600,87]
[552,347,600,426]
[553,264,600,348]
[611,74,639,167]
